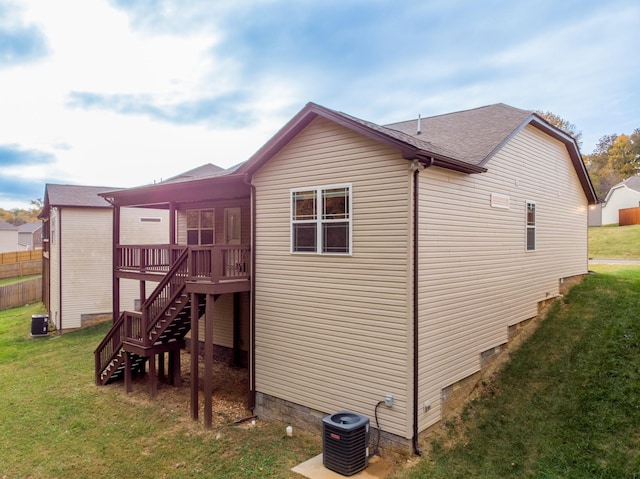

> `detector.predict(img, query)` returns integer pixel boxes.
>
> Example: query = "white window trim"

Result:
[526,200,536,252]
[290,183,353,255]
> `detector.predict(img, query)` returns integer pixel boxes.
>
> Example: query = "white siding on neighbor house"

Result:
[59,208,113,329]
[0,229,18,253]
[50,206,168,329]
[118,207,168,312]
[253,117,414,438]
[119,207,169,244]
[601,185,640,225]
[417,124,589,432]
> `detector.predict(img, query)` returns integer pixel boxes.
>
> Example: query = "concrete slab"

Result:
[292,454,393,479]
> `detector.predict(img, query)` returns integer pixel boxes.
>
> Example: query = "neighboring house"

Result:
[588,203,602,227]
[0,220,18,253]
[94,103,597,452]
[17,222,43,250]
[40,184,169,331]
[599,175,640,225]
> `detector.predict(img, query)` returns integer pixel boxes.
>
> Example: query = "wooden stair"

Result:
[95,248,197,386]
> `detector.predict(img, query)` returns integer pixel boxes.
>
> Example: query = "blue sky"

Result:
[0,0,638,209]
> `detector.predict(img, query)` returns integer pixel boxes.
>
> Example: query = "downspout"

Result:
[58,208,63,333]
[243,173,257,410]
[411,156,431,456]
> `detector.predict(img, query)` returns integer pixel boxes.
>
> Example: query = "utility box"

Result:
[322,411,369,476]
[31,314,49,337]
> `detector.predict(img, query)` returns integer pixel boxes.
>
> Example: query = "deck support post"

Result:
[148,353,157,398]
[233,292,241,367]
[124,351,132,393]
[190,293,200,421]
[204,293,215,428]
[169,349,181,386]
[158,352,166,381]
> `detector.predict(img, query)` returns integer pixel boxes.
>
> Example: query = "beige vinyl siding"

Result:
[253,117,413,438]
[60,208,113,329]
[417,124,589,431]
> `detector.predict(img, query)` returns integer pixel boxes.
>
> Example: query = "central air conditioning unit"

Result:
[322,411,370,476]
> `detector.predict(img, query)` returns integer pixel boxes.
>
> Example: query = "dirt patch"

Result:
[120,349,252,429]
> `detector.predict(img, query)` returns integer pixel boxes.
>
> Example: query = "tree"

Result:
[29,198,43,217]
[584,129,640,199]
[535,110,583,148]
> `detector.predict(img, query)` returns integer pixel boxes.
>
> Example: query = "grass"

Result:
[393,268,640,478]
[1,225,638,477]
[589,224,640,258]
[0,274,40,287]
[0,304,320,479]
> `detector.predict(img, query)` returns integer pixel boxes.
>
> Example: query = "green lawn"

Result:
[589,224,640,259]
[0,274,40,287]
[393,268,640,478]
[0,304,320,478]
[2,227,639,477]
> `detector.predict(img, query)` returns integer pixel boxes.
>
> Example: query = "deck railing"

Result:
[116,244,250,282]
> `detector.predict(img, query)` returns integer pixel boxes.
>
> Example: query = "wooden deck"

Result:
[115,244,251,291]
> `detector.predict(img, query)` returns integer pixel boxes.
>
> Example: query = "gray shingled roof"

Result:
[621,175,640,193]
[17,222,41,233]
[385,103,533,166]
[0,220,16,230]
[160,163,227,185]
[45,184,119,208]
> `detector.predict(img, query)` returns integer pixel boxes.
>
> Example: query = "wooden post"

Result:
[190,293,199,421]
[158,352,166,381]
[204,293,214,428]
[169,349,181,386]
[112,206,121,324]
[148,353,157,398]
[124,351,132,393]
[233,292,241,366]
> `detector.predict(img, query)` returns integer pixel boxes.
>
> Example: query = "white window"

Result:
[291,185,351,254]
[186,209,214,245]
[526,201,536,251]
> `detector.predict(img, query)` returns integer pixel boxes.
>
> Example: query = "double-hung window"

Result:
[526,201,536,251]
[187,209,215,245]
[291,185,351,254]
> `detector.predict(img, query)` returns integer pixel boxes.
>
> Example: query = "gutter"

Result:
[243,173,257,410]
[411,156,432,455]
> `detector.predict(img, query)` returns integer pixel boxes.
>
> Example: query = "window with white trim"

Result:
[291,185,351,254]
[186,209,214,245]
[526,201,536,251]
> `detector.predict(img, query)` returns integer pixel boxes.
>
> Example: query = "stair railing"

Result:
[94,311,126,385]
[130,247,190,348]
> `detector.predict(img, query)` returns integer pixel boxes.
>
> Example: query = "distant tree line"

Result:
[536,111,640,200]
[0,199,43,226]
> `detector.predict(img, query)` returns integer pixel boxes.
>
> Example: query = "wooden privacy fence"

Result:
[619,207,640,226]
[0,277,42,310]
[0,260,42,280]
[0,250,42,264]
